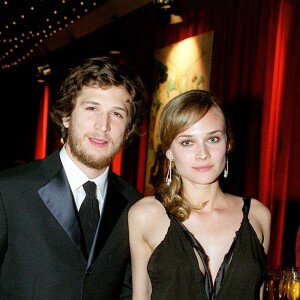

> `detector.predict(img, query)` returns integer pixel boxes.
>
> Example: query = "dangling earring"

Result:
[166,158,173,186]
[223,156,229,178]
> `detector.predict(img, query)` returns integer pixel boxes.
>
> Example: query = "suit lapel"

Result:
[38,168,84,252]
[91,176,128,262]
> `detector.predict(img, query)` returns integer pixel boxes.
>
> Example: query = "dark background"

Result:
[0,0,299,267]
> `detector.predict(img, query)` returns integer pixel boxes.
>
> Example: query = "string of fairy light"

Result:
[0,0,99,70]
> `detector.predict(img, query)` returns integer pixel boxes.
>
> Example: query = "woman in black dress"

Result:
[128,90,271,299]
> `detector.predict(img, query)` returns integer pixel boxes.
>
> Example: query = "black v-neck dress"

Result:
[147,197,267,300]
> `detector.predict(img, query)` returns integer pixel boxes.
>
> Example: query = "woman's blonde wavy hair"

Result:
[157,90,234,221]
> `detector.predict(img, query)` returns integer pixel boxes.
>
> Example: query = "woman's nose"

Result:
[195,144,210,160]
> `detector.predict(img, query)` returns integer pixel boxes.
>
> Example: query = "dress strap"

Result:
[242,197,251,216]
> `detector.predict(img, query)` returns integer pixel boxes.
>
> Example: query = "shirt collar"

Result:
[59,146,109,199]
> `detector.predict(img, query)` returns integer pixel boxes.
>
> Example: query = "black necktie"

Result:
[79,181,100,256]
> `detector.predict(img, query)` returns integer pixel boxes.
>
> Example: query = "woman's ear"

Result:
[166,150,174,161]
[62,117,70,128]
[227,143,232,153]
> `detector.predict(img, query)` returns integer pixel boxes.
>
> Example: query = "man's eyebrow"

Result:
[81,100,100,105]
[113,105,129,114]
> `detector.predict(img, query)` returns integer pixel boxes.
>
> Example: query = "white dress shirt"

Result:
[59,146,108,215]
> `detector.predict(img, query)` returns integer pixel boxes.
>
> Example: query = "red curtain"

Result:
[258,0,300,266]
[111,151,122,176]
[35,83,49,160]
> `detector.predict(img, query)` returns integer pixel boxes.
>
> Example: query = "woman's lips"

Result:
[192,165,213,172]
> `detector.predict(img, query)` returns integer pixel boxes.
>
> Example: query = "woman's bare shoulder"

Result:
[248,198,271,252]
[129,195,166,221]
[249,198,271,218]
[130,195,163,209]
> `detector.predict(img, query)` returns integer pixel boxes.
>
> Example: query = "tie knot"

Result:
[83,181,97,199]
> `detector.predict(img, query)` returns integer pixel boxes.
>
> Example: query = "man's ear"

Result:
[62,117,70,128]
[124,128,130,139]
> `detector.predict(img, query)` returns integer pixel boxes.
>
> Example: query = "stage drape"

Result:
[258,0,300,267]
[35,83,49,160]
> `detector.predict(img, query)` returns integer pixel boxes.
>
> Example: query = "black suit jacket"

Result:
[0,149,142,299]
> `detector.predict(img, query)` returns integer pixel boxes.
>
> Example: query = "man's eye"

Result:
[112,111,124,118]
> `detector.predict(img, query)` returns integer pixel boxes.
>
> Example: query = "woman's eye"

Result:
[182,140,193,146]
[208,137,219,143]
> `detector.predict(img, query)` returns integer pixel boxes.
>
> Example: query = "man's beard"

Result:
[67,130,124,170]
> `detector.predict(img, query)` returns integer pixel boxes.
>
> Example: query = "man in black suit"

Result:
[0,56,148,299]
